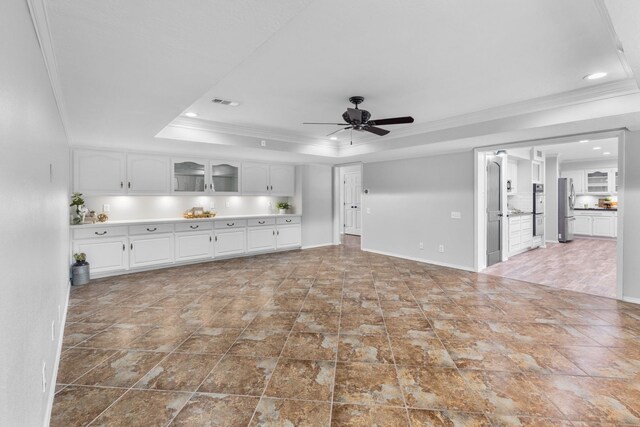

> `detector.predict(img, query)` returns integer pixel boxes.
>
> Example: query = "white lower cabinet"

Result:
[215,228,246,257]
[248,227,276,253]
[73,237,128,274]
[508,215,533,255]
[592,216,614,237]
[574,215,592,235]
[129,234,175,268]
[276,224,302,249]
[175,231,213,262]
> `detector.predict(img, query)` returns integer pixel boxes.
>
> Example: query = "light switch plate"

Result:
[103,204,110,213]
[451,211,461,219]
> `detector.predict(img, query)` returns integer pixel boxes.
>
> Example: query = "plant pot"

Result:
[71,262,90,286]
[279,209,287,214]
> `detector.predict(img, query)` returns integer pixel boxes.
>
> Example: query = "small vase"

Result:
[279,209,287,214]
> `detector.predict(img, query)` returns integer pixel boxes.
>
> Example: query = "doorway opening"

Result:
[333,163,363,247]
[475,131,624,299]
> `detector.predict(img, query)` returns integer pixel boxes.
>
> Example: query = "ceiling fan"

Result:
[303,96,414,138]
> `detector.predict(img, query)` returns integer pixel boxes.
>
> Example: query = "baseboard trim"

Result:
[302,242,336,250]
[43,281,70,427]
[361,248,476,272]
[623,296,640,305]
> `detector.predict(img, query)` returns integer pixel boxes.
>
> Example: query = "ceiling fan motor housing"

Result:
[342,109,370,125]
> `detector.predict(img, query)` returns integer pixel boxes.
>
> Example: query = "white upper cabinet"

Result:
[242,163,295,196]
[209,161,240,194]
[73,149,126,194]
[172,158,207,194]
[561,170,585,194]
[242,163,271,194]
[127,154,171,194]
[269,165,295,196]
[585,169,610,194]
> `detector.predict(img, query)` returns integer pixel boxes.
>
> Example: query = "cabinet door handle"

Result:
[267,185,269,191]
[130,243,133,250]
[215,236,218,242]
[270,185,273,191]
[273,230,275,235]
[258,220,265,224]
[190,225,199,229]
[209,236,212,242]
[277,230,280,235]
[122,243,125,251]
[227,223,234,226]
[128,182,131,189]
[120,181,123,188]
[94,231,108,235]
[146,227,157,232]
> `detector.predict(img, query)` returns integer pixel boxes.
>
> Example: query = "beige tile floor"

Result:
[52,236,640,426]
[484,237,617,298]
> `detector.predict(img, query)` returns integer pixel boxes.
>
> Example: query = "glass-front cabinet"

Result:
[173,159,206,193]
[172,159,241,194]
[210,161,240,194]
[585,169,609,194]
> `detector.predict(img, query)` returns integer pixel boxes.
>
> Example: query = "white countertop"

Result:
[70,213,301,228]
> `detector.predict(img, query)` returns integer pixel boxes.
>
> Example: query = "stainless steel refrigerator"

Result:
[558,177,575,243]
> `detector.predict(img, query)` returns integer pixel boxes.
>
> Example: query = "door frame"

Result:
[343,171,362,236]
[473,129,625,300]
[333,162,364,246]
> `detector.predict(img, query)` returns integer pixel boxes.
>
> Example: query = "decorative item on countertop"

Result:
[183,207,216,219]
[87,210,97,224]
[69,192,88,224]
[97,212,109,222]
[71,252,90,286]
[276,202,291,214]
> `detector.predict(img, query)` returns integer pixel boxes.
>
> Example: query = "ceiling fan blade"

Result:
[346,108,363,124]
[302,122,350,125]
[367,116,414,126]
[327,126,351,137]
[364,126,390,136]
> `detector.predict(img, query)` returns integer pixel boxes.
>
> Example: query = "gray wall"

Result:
[545,156,559,243]
[0,1,70,425]
[362,151,475,269]
[623,131,640,300]
[300,164,334,248]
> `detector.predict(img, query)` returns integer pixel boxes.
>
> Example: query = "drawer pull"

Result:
[190,225,199,229]
[227,222,234,226]
[258,220,265,224]
[285,219,292,223]
[146,227,157,232]
[94,231,108,235]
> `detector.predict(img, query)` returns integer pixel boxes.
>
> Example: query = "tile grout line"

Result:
[327,267,346,426]
[246,267,320,426]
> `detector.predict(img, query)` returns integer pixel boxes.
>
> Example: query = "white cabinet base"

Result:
[248,227,276,253]
[73,237,128,275]
[215,229,246,257]
[130,234,175,268]
[277,224,302,249]
[175,231,213,262]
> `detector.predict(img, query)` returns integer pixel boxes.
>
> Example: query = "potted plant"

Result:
[71,252,90,286]
[276,202,291,214]
[70,192,87,224]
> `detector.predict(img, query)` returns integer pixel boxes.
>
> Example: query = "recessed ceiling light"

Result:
[584,72,607,80]
[579,140,589,143]
[603,152,611,155]
[184,112,198,118]
[329,136,338,141]
[593,147,602,150]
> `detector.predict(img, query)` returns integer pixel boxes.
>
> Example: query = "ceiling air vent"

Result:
[211,98,240,107]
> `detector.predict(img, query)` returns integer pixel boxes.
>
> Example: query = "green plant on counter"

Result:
[73,252,87,265]
[276,202,291,210]
[70,192,85,209]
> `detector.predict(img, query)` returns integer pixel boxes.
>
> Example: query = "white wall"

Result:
[362,151,475,270]
[623,131,640,301]
[83,195,292,220]
[299,164,334,248]
[0,1,70,425]
[545,155,559,242]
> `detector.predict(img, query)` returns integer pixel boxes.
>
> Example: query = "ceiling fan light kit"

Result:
[303,96,414,139]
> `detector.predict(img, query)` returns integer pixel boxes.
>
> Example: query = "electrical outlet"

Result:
[260,140,267,147]
[438,244,445,253]
[42,362,47,393]
[51,320,55,341]
[103,204,110,213]
[419,242,424,249]
[451,211,461,219]
[225,201,231,208]
[209,202,215,210]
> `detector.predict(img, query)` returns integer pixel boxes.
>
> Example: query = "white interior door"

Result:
[343,172,362,236]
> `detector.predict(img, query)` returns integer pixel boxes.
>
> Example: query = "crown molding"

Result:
[169,117,340,149]
[26,0,72,143]
[593,0,633,78]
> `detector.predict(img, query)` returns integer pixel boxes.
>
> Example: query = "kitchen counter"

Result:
[574,208,617,211]
[70,213,302,228]
[507,211,533,217]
